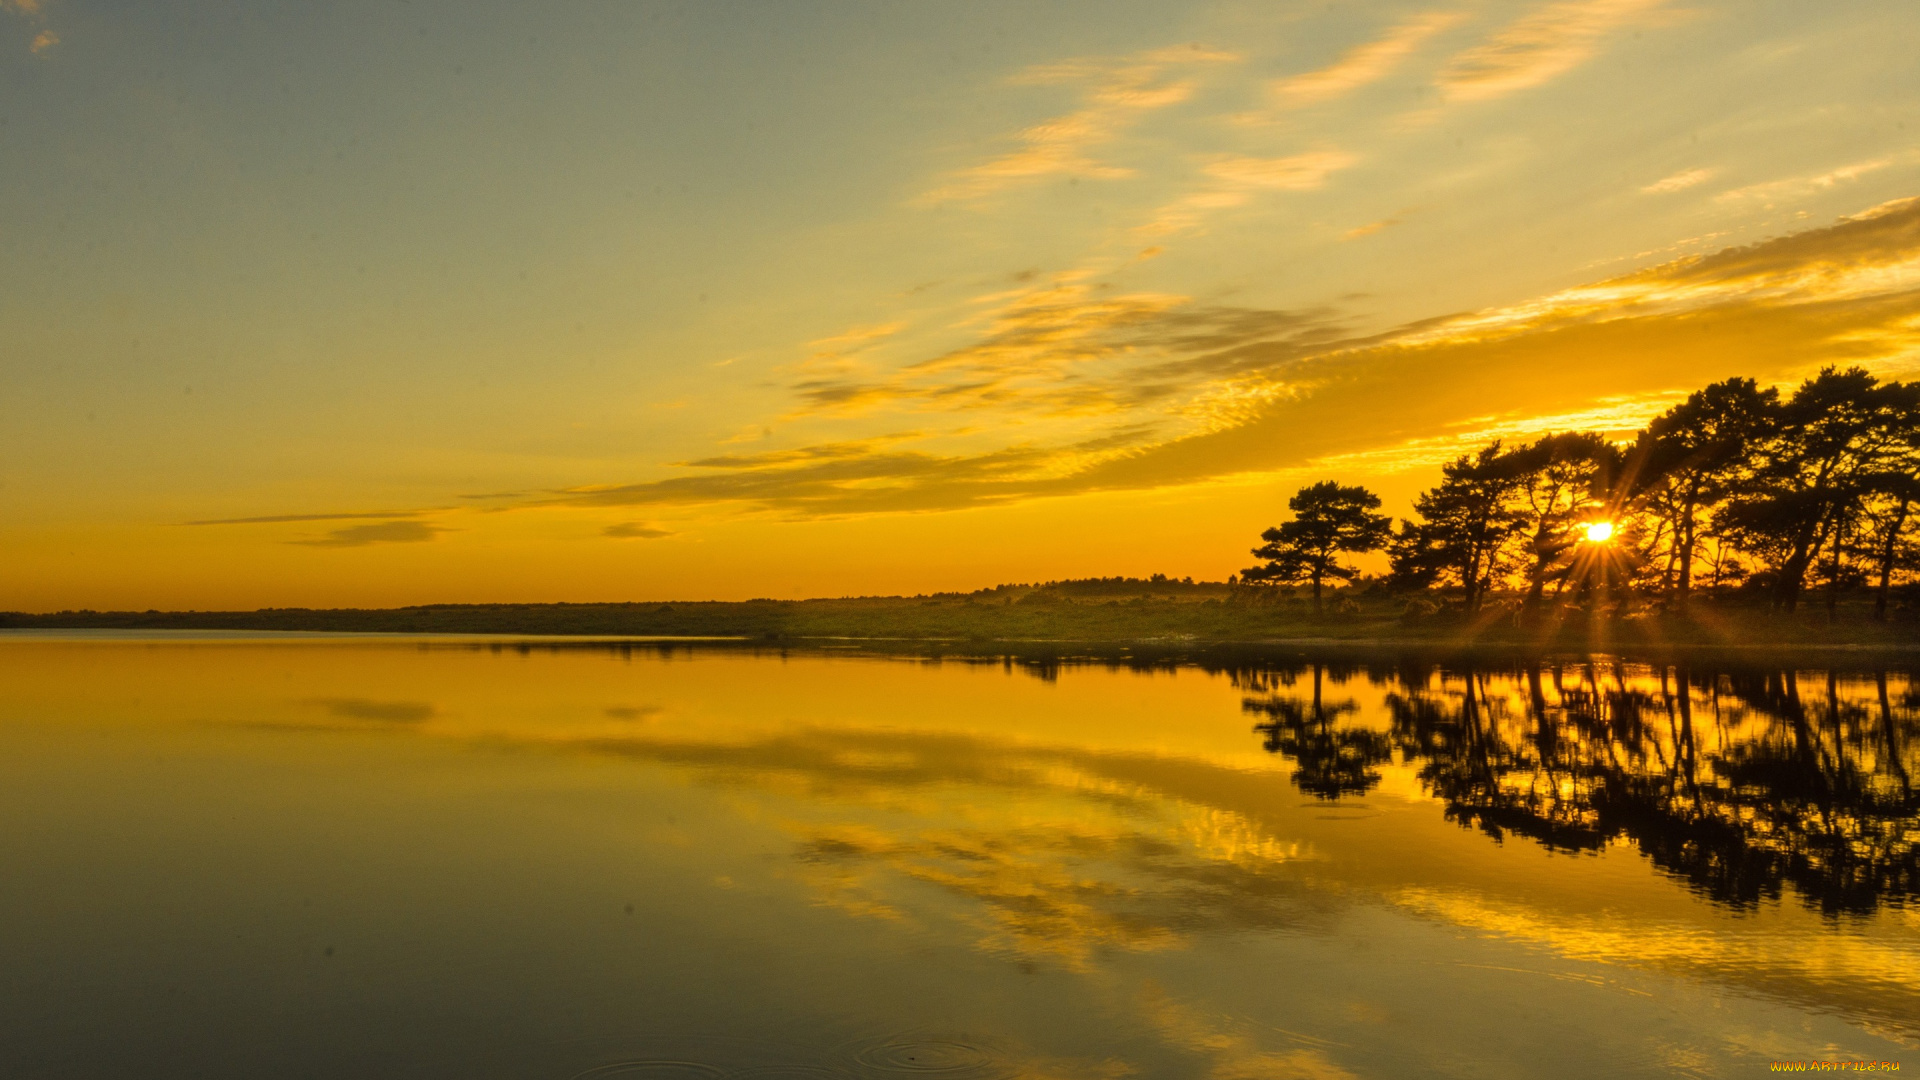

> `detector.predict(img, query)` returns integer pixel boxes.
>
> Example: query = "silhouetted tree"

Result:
[1242,368,1920,618]
[1501,432,1624,614]
[1243,482,1391,613]
[1387,445,1526,612]
[1718,368,1920,610]
[1857,429,1920,621]
[1626,378,1777,611]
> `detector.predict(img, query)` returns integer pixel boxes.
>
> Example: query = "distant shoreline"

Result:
[5,585,1918,659]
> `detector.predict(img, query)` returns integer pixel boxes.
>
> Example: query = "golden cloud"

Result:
[1136,150,1358,239]
[918,45,1237,204]
[1436,0,1665,103]
[1641,167,1714,195]
[1202,151,1359,190]
[544,196,1920,520]
[1270,11,1464,107]
[1713,157,1901,208]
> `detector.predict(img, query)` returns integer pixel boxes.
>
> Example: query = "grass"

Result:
[6,578,1918,653]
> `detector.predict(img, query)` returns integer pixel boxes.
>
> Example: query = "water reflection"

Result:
[2,636,1916,1078]
[1239,659,1920,915]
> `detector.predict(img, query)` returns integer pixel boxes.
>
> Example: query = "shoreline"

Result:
[4,625,1917,666]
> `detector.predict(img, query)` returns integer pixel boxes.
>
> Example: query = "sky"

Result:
[3,0,1919,610]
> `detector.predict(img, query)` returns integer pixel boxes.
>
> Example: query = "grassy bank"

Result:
[6,579,1917,651]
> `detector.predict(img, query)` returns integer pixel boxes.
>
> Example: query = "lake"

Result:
[0,633,1913,1078]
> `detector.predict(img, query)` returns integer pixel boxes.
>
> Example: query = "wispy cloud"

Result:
[3,0,56,55]
[1343,209,1414,239]
[292,520,446,548]
[1713,157,1899,208]
[1270,11,1464,107]
[679,433,924,468]
[788,270,1353,421]
[537,197,1920,520]
[1304,391,1687,475]
[314,698,435,723]
[917,45,1236,204]
[1202,152,1358,190]
[185,509,436,526]
[1436,0,1664,103]
[1137,149,1359,238]
[603,522,675,540]
[1641,167,1714,194]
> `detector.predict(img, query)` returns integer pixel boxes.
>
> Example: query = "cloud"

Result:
[3,0,55,55]
[603,522,675,540]
[1136,150,1358,239]
[314,698,435,723]
[806,321,903,359]
[1713,157,1899,208]
[553,443,1072,518]
[1202,151,1358,190]
[186,509,435,526]
[786,273,1354,421]
[1343,210,1413,239]
[918,45,1236,204]
[1436,0,1665,103]
[539,197,1920,520]
[292,520,446,548]
[1641,167,1714,194]
[681,433,923,468]
[1270,11,1464,107]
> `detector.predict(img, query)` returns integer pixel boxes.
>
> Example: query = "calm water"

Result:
[0,635,1914,1079]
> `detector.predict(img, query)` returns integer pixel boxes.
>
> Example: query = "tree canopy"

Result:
[1243,482,1392,613]
[1257,366,1920,621]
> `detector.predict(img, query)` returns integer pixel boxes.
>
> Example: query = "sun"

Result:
[1583,521,1615,543]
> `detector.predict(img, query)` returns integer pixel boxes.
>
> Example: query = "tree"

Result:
[1243,482,1391,613]
[1718,368,1916,611]
[1388,445,1527,612]
[1857,440,1920,621]
[1501,432,1624,614]
[1626,378,1777,611]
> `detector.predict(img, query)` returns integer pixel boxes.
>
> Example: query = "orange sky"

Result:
[3,1,1919,609]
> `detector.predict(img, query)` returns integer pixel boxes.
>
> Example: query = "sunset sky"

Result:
[4,0,1919,610]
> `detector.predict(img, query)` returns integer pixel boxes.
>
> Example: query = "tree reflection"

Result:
[1241,658,1920,914]
[1242,663,1389,799]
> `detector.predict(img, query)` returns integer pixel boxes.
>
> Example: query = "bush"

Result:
[1401,597,1440,623]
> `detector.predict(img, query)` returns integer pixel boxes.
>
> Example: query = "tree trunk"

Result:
[1826,525,1844,621]
[1675,480,1700,612]
[1776,519,1825,613]
[1311,574,1323,615]
[1461,546,1480,613]
[1874,499,1910,622]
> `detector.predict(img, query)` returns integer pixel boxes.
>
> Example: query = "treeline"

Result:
[965,574,1216,599]
[1241,367,1920,620]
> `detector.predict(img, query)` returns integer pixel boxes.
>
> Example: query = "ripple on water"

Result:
[846,1036,1019,1079]
[727,1066,860,1080]
[572,1060,732,1080]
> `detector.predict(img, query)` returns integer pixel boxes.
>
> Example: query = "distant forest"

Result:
[1240,366,1920,623]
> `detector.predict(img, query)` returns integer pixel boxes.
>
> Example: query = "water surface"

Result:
[0,635,1913,1078]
